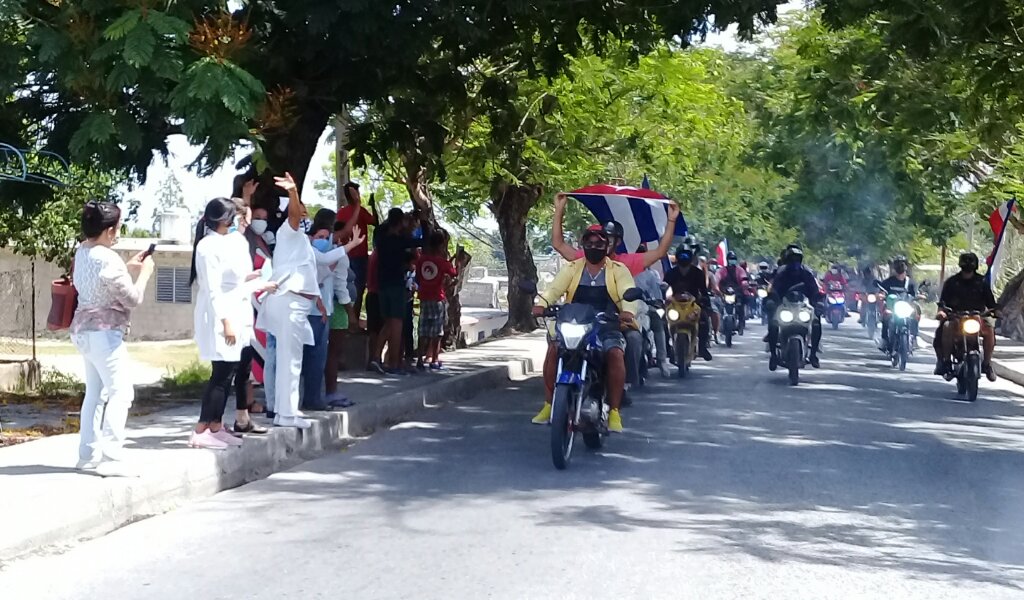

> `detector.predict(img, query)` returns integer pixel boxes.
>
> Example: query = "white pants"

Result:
[261,294,314,419]
[71,329,133,462]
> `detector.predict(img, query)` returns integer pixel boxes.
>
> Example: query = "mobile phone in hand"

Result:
[142,243,157,259]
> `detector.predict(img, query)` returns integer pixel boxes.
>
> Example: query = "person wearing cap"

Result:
[530,226,637,433]
[766,243,824,368]
[550,192,680,276]
[934,252,998,379]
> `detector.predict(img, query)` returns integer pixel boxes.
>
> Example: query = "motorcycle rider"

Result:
[664,242,714,361]
[934,252,998,381]
[857,265,876,324]
[756,261,773,286]
[633,246,671,377]
[530,226,638,432]
[716,250,749,325]
[766,244,824,368]
[823,264,847,289]
[878,255,918,351]
[699,256,722,342]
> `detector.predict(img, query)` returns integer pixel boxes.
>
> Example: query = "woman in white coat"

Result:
[189,198,277,450]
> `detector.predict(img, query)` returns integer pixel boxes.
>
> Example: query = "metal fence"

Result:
[0,260,37,362]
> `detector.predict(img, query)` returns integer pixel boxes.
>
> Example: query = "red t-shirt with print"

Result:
[415,254,457,301]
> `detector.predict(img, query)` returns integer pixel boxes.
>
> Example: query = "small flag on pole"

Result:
[641,173,651,190]
[716,239,728,266]
[986,197,1017,291]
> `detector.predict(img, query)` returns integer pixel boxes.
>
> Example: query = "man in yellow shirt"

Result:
[530,226,638,432]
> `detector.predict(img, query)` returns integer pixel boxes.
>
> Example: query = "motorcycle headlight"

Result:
[867,294,877,303]
[893,300,914,319]
[725,294,736,304]
[656,308,665,318]
[798,310,812,323]
[558,322,590,349]
[757,289,768,299]
[827,296,839,305]
[668,309,681,321]
[779,309,795,323]
[962,318,982,335]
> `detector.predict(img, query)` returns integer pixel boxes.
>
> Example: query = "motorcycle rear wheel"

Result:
[550,385,575,470]
[787,337,801,386]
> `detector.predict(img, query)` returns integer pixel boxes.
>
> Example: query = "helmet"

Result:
[674,244,694,265]
[783,243,804,265]
[726,250,738,261]
[581,225,610,245]
[602,220,624,240]
[959,252,979,272]
[758,261,769,271]
[892,254,908,274]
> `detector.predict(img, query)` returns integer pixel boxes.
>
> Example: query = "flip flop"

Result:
[327,397,355,408]
[234,420,269,435]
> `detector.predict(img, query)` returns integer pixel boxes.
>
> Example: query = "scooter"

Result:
[826,282,846,330]
[666,293,701,378]
[721,285,743,348]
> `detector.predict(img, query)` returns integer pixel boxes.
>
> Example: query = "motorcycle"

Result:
[941,307,996,402]
[721,285,743,348]
[825,282,846,330]
[522,281,616,470]
[770,284,814,386]
[861,292,879,340]
[634,296,665,387]
[757,286,769,325]
[666,293,701,378]
[881,287,916,371]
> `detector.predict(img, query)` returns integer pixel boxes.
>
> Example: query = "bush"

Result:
[162,360,211,390]
[37,369,85,396]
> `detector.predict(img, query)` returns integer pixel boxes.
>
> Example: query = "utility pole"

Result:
[334,112,350,210]
[940,243,947,287]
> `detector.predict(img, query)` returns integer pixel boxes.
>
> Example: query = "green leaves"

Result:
[69,113,117,157]
[123,22,156,67]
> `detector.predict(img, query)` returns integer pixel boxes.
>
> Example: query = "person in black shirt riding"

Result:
[934,252,998,380]
[664,242,713,361]
[878,255,918,349]
[766,244,823,368]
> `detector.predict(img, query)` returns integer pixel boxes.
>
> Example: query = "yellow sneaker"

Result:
[531,403,552,424]
[608,409,623,433]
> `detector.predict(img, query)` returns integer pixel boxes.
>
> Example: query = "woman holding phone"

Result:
[189,198,277,449]
[71,201,155,475]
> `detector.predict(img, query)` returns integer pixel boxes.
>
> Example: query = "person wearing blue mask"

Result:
[300,208,365,410]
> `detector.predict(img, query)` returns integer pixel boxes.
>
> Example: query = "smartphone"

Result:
[142,243,157,259]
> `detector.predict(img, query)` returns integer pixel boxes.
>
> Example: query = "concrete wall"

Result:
[0,246,195,343]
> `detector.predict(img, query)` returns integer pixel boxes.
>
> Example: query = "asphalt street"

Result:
[3,317,1024,599]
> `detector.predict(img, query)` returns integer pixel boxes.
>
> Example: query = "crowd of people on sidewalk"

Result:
[69,175,461,471]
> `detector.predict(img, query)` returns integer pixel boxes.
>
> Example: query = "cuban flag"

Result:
[987,197,1017,290]
[568,184,687,255]
[716,239,728,266]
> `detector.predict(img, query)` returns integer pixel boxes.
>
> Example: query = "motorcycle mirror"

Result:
[623,287,644,302]
[518,280,538,295]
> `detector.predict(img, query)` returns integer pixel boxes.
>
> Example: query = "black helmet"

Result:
[783,243,804,265]
[674,243,694,265]
[892,254,908,274]
[726,250,738,261]
[959,252,979,272]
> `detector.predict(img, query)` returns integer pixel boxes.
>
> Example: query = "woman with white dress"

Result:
[189,198,277,450]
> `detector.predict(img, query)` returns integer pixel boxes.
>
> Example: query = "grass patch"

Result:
[161,360,210,390]
[37,368,86,396]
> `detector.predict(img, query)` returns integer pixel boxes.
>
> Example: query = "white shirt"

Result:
[193,231,258,362]
[309,245,352,316]
[71,245,144,334]
[270,221,319,296]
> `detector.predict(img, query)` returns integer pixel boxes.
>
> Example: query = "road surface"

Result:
[3,318,1024,599]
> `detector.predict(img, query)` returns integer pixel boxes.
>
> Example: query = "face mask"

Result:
[584,247,606,265]
[250,219,268,235]
[831,269,839,275]
[311,238,332,253]
[894,265,906,275]
[728,259,738,266]
[262,231,276,245]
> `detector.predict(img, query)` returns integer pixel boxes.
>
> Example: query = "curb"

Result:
[1,357,537,564]
[916,329,1024,389]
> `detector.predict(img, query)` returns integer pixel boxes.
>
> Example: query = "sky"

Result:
[124,1,802,232]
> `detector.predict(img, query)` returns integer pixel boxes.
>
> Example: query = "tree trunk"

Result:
[997,269,1024,340]
[443,246,473,350]
[258,105,330,196]
[491,181,543,332]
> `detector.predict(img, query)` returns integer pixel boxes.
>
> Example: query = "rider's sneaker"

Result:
[659,361,671,378]
[983,362,997,382]
[531,403,552,424]
[934,360,951,376]
[768,350,778,371]
[700,348,713,361]
[607,409,623,433]
[808,354,820,369]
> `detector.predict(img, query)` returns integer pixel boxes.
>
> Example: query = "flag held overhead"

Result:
[568,184,687,255]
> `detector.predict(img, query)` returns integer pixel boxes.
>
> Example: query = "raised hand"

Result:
[554,192,568,212]
[242,180,259,204]
[273,172,298,194]
[667,202,680,221]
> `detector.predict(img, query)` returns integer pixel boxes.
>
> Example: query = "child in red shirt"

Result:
[415,231,457,369]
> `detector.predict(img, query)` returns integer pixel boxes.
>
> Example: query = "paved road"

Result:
[4,317,1024,599]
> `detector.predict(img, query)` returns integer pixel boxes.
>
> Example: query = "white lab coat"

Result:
[193,231,259,362]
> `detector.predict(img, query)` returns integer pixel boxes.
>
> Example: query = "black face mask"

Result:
[894,265,907,275]
[584,247,606,265]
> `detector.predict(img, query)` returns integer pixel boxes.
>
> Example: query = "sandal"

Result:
[247,402,266,415]
[234,420,269,435]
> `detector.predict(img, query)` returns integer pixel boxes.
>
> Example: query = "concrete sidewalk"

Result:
[0,333,545,564]
[919,317,1024,387]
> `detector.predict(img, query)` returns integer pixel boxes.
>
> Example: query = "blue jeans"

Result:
[264,333,277,413]
[301,315,329,409]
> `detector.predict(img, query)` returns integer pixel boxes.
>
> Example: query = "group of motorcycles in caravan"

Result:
[525,247,996,470]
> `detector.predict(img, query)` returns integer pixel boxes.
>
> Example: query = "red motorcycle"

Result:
[825,282,846,329]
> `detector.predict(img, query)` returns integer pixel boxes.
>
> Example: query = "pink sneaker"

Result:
[189,430,228,450]
[210,428,244,447]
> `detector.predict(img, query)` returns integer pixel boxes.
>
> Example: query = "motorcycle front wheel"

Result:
[676,332,690,378]
[550,385,576,470]
[965,354,980,402]
[787,337,802,386]
[724,317,734,348]
[898,333,909,372]
[867,312,877,340]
